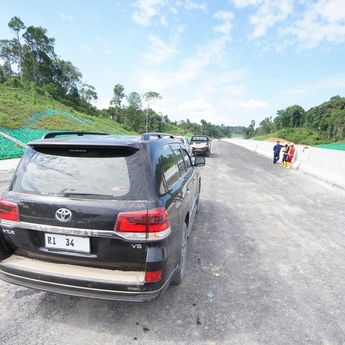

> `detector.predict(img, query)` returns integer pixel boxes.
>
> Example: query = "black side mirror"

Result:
[194,156,206,166]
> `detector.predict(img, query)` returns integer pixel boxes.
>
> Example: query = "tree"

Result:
[143,91,162,131]
[8,16,25,81]
[0,39,18,79]
[0,65,5,83]
[55,59,82,97]
[22,26,56,83]
[127,91,142,110]
[109,83,125,122]
[257,117,273,135]
[285,105,305,128]
[80,83,97,103]
[111,83,125,107]
[244,120,255,138]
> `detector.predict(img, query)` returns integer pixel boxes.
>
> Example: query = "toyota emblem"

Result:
[55,208,72,222]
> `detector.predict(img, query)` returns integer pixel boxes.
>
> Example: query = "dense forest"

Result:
[0,16,244,138]
[246,96,345,145]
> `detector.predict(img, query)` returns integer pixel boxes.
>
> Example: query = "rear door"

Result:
[4,145,150,271]
[171,144,197,226]
[181,147,198,208]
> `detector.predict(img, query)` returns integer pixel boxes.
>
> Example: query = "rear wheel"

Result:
[170,223,188,286]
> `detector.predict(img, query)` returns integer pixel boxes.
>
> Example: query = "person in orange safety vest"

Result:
[284,143,295,168]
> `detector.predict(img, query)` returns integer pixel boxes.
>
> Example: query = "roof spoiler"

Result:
[43,131,109,139]
[141,132,175,140]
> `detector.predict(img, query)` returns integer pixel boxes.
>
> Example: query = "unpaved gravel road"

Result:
[1,141,345,345]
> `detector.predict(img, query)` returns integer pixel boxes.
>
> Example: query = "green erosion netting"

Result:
[0,109,125,160]
[0,134,25,159]
[316,143,345,151]
[23,109,87,127]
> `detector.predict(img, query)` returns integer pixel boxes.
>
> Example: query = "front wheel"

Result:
[170,223,188,286]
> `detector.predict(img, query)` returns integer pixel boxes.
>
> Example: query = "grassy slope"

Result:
[253,128,328,145]
[0,87,132,134]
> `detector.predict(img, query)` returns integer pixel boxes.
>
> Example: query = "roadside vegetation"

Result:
[246,97,345,146]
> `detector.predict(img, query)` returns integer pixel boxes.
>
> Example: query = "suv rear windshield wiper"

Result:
[62,192,115,199]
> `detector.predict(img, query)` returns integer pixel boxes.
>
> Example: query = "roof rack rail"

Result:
[43,131,110,139]
[141,132,175,141]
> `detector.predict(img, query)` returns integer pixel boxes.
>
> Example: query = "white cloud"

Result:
[281,74,345,98]
[160,16,169,27]
[316,0,345,22]
[198,72,247,95]
[179,98,214,112]
[214,22,233,35]
[134,33,231,93]
[214,10,234,36]
[141,35,177,64]
[221,99,268,109]
[61,14,75,21]
[250,0,293,38]
[132,0,164,26]
[184,0,207,11]
[132,0,207,26]
[214,10,234,21]
[285,0,345,49]
[232,0,345,48]
[232,0,262,8]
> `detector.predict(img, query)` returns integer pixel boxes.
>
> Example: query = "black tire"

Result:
[170,223,188,286]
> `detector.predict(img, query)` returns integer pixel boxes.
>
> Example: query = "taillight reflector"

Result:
[0,199,19,221]
[115,208,170,233]
[145,270,163,283]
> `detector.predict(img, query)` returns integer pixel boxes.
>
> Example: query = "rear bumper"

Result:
[0,255,175,302]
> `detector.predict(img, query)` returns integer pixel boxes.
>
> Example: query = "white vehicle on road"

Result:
[176,136,192,156]
[190,135,211,157]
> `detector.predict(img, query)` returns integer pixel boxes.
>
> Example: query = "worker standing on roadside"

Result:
[273,140,283,164]
[280,143,290,167]
[285,143,295,168]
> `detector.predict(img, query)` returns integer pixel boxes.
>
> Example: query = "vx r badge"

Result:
[55,208,72,223]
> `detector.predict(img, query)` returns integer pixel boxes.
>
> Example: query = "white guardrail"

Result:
[223,138,345,189]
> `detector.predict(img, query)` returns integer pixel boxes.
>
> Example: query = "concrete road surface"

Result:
[1,141,345,345]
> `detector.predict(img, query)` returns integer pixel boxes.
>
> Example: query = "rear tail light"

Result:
[0,199,19,221]
[115,208,170,233]
[145,270,163,283]
[114,208,170,240]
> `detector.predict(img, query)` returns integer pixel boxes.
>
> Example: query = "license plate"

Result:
[45,233,90,253]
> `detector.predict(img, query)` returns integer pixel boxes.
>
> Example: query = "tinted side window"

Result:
[181,149,192,170]
[159,145,179,191]
[173,148,186,176]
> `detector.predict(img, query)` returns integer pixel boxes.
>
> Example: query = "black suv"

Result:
[0,132,205,301]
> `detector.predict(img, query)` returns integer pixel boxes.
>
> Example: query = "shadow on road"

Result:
[26,199,278,344]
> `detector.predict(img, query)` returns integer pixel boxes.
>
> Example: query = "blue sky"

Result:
[1,0,345,126]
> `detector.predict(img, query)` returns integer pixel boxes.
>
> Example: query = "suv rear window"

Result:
[191,136,208,141]
[12,147,147,200]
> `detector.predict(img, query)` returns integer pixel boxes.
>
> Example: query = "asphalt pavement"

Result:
[1,140,345,345]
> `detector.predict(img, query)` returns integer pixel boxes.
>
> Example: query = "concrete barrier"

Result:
[223,138,345,189]
[0,158,21,172]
